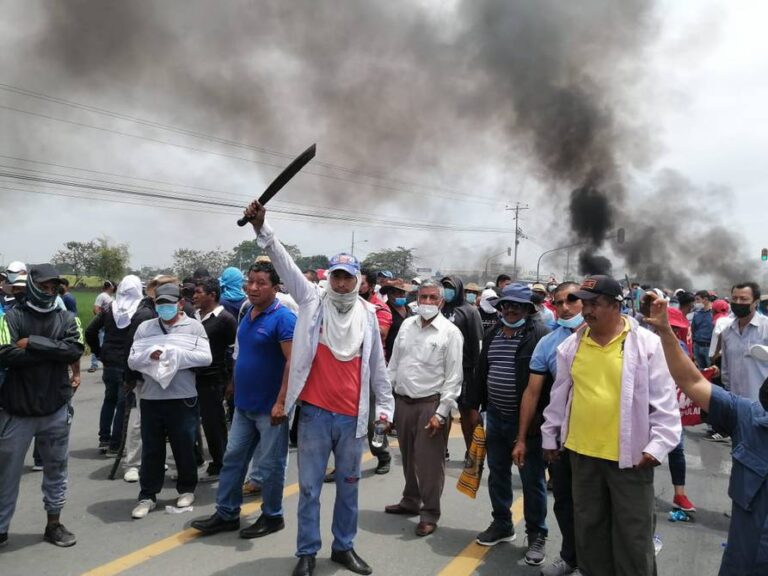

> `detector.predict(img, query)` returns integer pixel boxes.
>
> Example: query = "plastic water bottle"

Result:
[371,414,388,448]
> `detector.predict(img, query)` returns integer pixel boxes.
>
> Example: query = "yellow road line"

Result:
[436,497,525,576]
[83,431,462,576]
[82,439,408,576]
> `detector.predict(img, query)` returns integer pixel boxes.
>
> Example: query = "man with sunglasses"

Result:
[541,275,681,576]
[467,283,550,565]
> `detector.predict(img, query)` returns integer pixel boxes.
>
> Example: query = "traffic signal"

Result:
[507,247,512,256]
[762,248,768,262]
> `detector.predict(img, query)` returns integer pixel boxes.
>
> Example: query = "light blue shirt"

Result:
[529,324,579,377]
[721,313,768,401]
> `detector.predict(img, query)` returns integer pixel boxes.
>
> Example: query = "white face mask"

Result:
[417,304,439,321]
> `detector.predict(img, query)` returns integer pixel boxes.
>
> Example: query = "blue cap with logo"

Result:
[328,253,360,276]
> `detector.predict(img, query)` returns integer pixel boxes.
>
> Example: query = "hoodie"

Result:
[440,276,483,399]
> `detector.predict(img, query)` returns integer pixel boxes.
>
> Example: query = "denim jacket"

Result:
[256,220,394,438]
[541,316,681,468]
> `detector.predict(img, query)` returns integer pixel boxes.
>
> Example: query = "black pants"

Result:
[139,398,199,501]
[196,374,229,469]
[551,449,577,567]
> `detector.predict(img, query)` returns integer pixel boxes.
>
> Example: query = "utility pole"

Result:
[506,202,529,281]
[351,231,356,256]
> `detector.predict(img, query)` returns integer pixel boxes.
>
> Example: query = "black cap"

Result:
[29,263,62,284]
[569,275,623,302]
[155,283,181,303]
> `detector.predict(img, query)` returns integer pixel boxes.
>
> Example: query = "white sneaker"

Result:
[176,493,195,508]
[123,467,139,483]
[132,499,156,519]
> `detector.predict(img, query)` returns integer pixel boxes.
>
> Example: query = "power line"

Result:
[0,81,488,201]
[0,103,505,207]
[0,172,513,233]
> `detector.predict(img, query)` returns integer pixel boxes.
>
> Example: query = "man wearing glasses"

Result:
[467,283,551,566]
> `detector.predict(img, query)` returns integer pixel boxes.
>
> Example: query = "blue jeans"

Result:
[216,408,288,520]
[296,403,363,557]
[485,407,548,536]
[90,330,104,369]
[693,343,710,369]
[668,437,686,487]
[99,366,126,448]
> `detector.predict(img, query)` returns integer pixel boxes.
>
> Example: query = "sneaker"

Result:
[105,448,120,458]
[476,521,516,546]
[673,494,697,513]
[242,481,262,496]
[177,493,195,508]
[123,467,139,483]
[98,441,110,454]
[132,499,156,519]
[653,534,663,556]
[374,459,391,475]
[0,532,7,547]
[43,523,77,547]
[541,557,577,576]
[31,464,44,472]
[704,431,730,443]
[524,533,546,566]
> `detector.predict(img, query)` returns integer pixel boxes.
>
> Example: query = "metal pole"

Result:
[565,250,570,281]
[351,231,355,256]
[512,204,519,281]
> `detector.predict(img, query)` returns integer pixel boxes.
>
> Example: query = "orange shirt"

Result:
[300,343,361,416]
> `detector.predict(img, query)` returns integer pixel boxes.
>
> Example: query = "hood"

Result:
[440,275,465,310]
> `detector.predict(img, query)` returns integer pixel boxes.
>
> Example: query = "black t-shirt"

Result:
[385,303,412,363]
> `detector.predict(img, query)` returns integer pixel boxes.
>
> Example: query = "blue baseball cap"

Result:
[328,253,360,277]
[493,283,534,310]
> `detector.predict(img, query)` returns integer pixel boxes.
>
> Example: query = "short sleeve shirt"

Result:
[530,325,575,377]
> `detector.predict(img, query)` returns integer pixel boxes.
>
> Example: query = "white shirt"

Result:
[709,314,734,358]
[387,313,464,419]
[721,313,768,401]
[195,305,224,323]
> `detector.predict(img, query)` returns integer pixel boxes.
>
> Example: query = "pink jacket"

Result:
[541,316,681,469]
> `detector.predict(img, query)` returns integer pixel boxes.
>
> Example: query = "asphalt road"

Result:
[1,360,733,576]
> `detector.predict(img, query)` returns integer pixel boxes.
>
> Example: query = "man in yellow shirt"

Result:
[541,275,680,576]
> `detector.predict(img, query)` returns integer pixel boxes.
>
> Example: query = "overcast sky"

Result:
[0,0,765,285]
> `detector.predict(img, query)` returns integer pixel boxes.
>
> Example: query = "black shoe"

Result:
[239,514,285,539]
[205,462,222,476]
[292,555,316,576]
[0,532,7,547]
[43,523,77,547]
[374,459,390,475]
[98,441,109,454]
[191,513,240,535]
[323,469,336,483]
[476,521,515,546]
[330,548,372,575]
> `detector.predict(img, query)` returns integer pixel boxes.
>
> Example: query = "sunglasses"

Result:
[499,302,525,312]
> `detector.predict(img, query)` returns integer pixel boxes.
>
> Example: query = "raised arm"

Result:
[243,200,317,306]
[644,294,712,412]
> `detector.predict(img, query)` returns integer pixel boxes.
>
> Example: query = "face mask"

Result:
[156,303,179,321]
[393,297,407,307]
[25,277,57,313]
[443,288,456,303]
[693,302,704,312]
[557,314,584,329]
[500,316,526,329]
[325,275,362,313]
[417,304,439,321]
[731,302,753,318]
[466,293,477,304]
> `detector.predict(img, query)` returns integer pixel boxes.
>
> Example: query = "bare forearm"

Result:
[658,327,712,411]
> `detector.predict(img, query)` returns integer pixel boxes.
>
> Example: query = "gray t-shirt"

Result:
[130,314,211,400]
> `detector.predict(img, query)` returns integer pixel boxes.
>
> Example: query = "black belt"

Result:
[394,393,440,404]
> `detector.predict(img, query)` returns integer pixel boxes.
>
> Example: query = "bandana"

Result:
[25,274,58,313]
[219,267,246,303]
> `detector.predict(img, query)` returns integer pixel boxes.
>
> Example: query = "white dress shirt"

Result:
[388,313,464,419]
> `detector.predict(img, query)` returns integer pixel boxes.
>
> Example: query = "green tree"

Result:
[52,240,97,286]
[229,240,302,269]
[173,248,232,279]
[296,255,330,271]
[92,237,130,282]
[362,247,415,279]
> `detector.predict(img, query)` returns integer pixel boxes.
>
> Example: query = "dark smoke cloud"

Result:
[5,0,753,287]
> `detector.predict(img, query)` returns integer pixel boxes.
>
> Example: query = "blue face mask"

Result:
[443,288,456,303]
[393,297,407,307]
[466,293,477,304]
[156,303,179,322]
[557,314,584,330]
[500,316,526,329]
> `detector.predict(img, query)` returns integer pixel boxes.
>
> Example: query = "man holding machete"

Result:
[241,199,394,576]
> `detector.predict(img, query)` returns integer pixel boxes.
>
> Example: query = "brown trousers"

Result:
[394,395,448,524]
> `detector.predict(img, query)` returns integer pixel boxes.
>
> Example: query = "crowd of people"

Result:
[1,201,767,576]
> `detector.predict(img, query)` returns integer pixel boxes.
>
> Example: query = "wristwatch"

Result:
[434,413,446,425]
